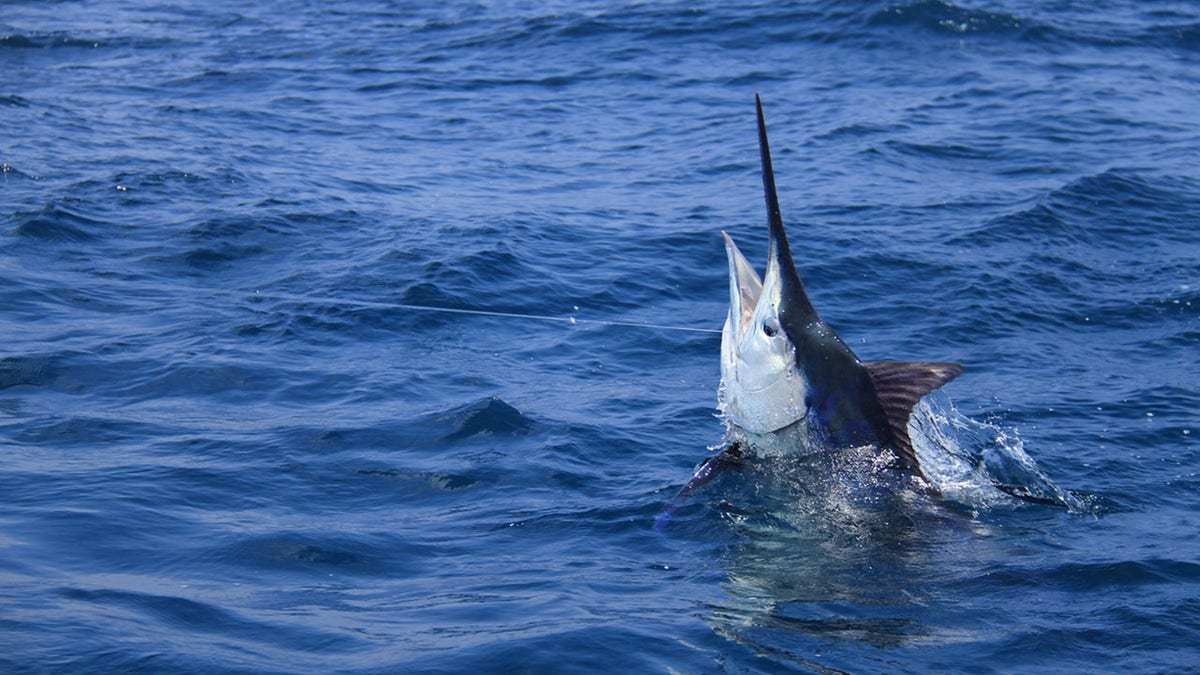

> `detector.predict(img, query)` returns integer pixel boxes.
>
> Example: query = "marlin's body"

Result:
[654,97,965,531]
[718,96,962,473]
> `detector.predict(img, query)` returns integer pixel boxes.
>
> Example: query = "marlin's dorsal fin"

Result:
[864,360,963,470]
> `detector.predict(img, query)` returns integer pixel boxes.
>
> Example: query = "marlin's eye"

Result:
[762,321,778,338]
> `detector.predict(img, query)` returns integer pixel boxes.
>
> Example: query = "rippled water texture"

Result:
[3,1,1199,672]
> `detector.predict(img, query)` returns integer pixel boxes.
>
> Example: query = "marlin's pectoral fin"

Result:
[864,360,963,469]
[653,442,747,533]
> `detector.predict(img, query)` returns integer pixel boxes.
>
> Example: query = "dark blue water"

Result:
[3,1,1199,671]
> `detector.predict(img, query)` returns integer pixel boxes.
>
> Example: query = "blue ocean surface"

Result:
[3,0,1199,671]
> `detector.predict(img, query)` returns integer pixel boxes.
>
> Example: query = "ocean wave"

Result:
[870,0,1029,37]
[0,31,102,50]
[952,169,1200,248]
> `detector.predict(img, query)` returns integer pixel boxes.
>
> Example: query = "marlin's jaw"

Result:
[719,232,810,435]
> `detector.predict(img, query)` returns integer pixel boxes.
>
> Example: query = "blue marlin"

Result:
[655,97,962,528]
[718,95,962,470]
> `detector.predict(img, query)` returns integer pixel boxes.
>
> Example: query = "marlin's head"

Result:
[718,96,830,436]
[718,95,887,445]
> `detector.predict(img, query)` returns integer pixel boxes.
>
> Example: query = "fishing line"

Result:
[231,289,723,334]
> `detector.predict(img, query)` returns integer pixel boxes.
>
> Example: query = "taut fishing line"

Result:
[231,289,722,334]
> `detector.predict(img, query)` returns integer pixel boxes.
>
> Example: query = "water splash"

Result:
[909,392,1087,513]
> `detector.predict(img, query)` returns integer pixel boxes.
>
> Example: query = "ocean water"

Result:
[3,0,1199,672]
